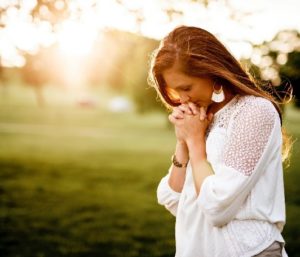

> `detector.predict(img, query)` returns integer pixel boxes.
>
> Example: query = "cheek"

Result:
[192,88,209,100]
[192,90,212,106]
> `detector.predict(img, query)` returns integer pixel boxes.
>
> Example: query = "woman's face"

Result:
[162,67,214,108]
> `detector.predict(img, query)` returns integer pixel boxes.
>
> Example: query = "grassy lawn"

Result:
[281,103,300,257]
[0,85,299,257]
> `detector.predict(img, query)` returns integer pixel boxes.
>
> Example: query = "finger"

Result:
[207,112,214,122]
[187,102,200,115]
[174,106,187,116]
[199,107,207,121]
[168,114,176,124]
[178,104,193,115]
[172,109,184,119]
[169,113,183,124]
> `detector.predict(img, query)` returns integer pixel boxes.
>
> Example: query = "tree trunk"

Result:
[34,86,45,107]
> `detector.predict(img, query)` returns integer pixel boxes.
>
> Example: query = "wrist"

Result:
[177,139,186,145]
[186,138,207,161]
[175,140,189,160]
[186,136,205,149]
[171,154,188,168]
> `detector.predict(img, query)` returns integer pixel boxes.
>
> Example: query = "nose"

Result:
[179,93,191,104]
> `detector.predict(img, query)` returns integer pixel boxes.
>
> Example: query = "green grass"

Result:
[281,104,300,257]
[0,85,177,257]
[0,85,300,256]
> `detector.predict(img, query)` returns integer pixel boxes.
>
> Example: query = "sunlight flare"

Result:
[57,20,98,58]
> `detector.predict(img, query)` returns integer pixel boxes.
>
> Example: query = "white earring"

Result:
[211,82,225,103]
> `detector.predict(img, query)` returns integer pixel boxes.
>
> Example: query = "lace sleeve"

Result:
[197,98,281,227]
[223,98,276,176]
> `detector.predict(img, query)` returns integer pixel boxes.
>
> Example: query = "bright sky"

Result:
[0,0,299,67]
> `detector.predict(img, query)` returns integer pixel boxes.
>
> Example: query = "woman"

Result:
[147,25,293,257]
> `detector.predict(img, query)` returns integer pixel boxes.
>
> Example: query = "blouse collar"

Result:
[213,94,240,117]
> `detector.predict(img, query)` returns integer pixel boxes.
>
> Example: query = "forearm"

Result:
[187,138,214,196]
[168,141,189,193]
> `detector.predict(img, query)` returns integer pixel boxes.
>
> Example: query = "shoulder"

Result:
[233,94,279,123]
[227,94,281,136]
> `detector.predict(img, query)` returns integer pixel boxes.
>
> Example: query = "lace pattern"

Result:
[205,94,240,139]
[222,96,277,176]
[206,94,278,176]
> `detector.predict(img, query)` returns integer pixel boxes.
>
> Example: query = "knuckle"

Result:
[182,105,191,112]
[178,108,186,114]
[173,111,180,117]
[178,105,186,111]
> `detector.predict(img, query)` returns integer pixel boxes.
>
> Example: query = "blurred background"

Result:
[0,0,299,256]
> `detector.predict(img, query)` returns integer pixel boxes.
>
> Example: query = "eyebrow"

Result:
[175,84,192,89]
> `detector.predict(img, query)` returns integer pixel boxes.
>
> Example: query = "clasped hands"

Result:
[168,102,214,146]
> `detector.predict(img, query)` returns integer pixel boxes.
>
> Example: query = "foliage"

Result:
[250,30,300,106]
[280,51,300,107]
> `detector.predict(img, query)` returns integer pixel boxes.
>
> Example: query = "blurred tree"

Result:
[20,45,67,107]
[30,0,69,25]
[249,30,300,108]
[0,0,68,105]
[0,0,299,112]
[95,28,166,113]
[0,0,71,71]
[280,51,300,107]
[0,0,69,25]
[20,51,49,107]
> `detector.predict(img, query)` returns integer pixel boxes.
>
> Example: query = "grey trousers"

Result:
[253,241,283,257]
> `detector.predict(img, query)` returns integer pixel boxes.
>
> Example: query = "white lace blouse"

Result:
[157,94,288,257]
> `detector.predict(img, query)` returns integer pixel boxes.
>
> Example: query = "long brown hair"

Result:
[147,25,294,167]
